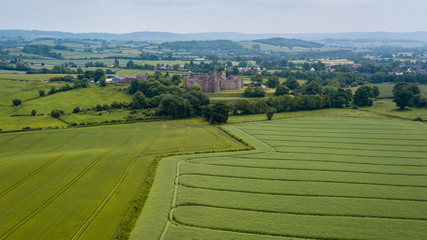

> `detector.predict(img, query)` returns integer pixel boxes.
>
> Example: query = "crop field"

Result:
[0,120,245,240]
[132,117,427,239]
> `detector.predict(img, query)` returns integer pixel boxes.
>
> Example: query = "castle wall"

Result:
[183,71,243,93]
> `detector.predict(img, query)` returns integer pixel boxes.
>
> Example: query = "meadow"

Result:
[131,117,427,239]
[0,120,245,240]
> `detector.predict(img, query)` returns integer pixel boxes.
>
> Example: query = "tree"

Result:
[113,58,120,67]
[244,85,265,97]
[39,90,45,97]
[131,91,147,109]
[203,101,231,124]
[372,86,380,99]
[171,75,182,86]
[392,82,421,110]
[266,76,280,88]
[51,110,61,118]
[275,85,289,96]
[48,86,57,95]
[31,110,37,116]
[73,107,81,113]
[304,81,323,95]
[354,86,373,107]
[251,74,264,84]
[285,76,299,90]
[126,60,135,68]
[156,95,193,119]
[12,99,22,106]
[92,69,105,83]
[266,107,276,120]
[99,78,107,87]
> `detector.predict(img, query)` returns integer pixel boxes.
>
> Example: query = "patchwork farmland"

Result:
[0,121,245,240]
[132,117,427,239]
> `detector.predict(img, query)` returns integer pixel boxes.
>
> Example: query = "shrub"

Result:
[413,117,423,122]
[51,110,61,118]
[31,110,37,116]
[12,99,22,106]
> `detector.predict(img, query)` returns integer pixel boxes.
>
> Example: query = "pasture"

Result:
[131,117,427,239]
[0,120,245,240]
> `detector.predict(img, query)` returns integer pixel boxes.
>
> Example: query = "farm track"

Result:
[0,128,138,240]
[178,126,191,152]
[0,131,109,200]
[72,125,165,239]
[157,118,427,239]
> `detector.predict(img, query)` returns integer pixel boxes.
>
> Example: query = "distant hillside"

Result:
[0,30,426,42]
[252,37,323,49]
[160,40,243,51]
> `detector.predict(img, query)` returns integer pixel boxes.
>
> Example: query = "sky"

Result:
[1,0,427,34]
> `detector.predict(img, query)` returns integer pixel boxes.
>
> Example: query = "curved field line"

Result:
[170,210,361,240]
[71,156,139,240]
[183,164,427,177]
[276,150,427,160]
[251,133,427,142]
[0,128,139,240]
[264,138,427,148]
[179,172,427,188]
[160,125,233,239]
[0,131,109,199]
[245,126,427,131]
[246,129,427,136]
[178,126,191,152]
[174,203,427,221]
[178,184,427,202]
[230,156,427,167]
[274,144,427,154]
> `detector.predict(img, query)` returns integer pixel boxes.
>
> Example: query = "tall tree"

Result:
[354,86,374,107]
[392,82,421,110]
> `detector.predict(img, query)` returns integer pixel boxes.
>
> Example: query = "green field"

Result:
[0,120,245,240]
[131,117,427,239]
[370,84,427,99]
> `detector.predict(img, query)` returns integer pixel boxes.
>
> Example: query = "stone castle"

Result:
[182,71,244,93]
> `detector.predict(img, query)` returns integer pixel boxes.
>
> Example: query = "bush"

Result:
[31,110,37,116]
[413,117,423,122]
[51,110,61,118]
[73,107,81,113]
[39,90,45,97]
[12,99,22,106]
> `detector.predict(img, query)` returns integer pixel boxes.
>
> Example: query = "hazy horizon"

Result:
[2,0,427,34]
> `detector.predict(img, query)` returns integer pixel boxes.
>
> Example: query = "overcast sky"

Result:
[2,0,426,34]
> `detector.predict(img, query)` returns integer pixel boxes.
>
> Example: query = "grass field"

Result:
[131,117,427,239]
[370,84,427,99]
[0,120,245,240]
